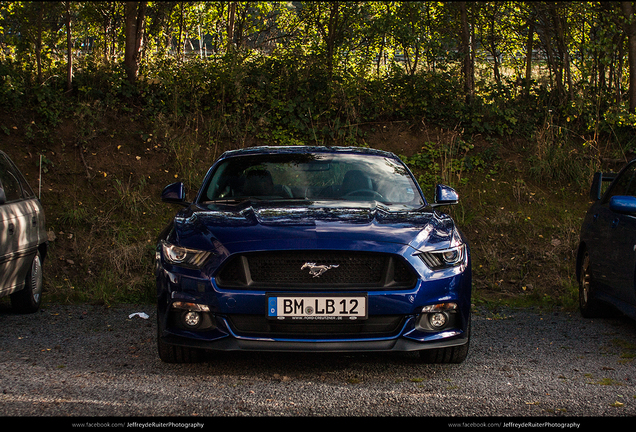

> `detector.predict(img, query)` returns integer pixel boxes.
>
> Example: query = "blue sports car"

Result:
[156,146,471,363]
[577,160,636,321]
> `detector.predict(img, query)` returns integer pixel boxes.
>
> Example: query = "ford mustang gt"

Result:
[156,146,471,363]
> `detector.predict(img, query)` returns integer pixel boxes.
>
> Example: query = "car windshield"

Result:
[200,152,424,207]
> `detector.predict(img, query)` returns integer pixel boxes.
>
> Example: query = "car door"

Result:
[608,208,636,306]
[0,154,38,295]
[595,161,636,304]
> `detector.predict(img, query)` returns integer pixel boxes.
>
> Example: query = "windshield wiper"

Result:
[202,197,261,204]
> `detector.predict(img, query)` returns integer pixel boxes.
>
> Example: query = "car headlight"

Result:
[417,244,466,270]
[160,240,212,268]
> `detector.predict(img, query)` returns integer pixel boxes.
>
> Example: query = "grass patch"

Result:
[612,339,636,363]
[595,378,624,386]
[28,111,601,309]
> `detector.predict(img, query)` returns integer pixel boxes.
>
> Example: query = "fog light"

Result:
[429,312,448,328]
[418,303,457,331]
[183,311,201,327]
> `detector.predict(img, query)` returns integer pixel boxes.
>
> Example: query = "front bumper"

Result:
[156,265,471,353]
[159,324,469,353]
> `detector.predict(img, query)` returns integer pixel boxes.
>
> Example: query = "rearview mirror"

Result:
[589,172,616,201]
[161,182,188,206]
[430,184,458,207]
[590,172,602,201]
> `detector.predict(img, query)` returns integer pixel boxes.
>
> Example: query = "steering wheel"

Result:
[343,189,385,200]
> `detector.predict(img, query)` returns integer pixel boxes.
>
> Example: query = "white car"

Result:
[0,150,47,313]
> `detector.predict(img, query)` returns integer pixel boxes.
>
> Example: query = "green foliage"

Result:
[602,106,636,152]
[401,136,492,198]
[0,0,634,152]
[59,206,93,227]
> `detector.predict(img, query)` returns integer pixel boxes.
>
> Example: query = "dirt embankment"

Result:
[1,113,592,305]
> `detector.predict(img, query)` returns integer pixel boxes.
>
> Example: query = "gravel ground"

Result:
[0,300,635,424]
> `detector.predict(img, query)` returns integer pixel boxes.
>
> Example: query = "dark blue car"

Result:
[577,160,636,321]
[156,146,471,363]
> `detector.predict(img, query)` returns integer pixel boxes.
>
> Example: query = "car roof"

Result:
[218,146,398,160]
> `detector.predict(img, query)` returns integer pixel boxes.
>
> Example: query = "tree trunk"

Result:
[177,2,184,60]
[411,44,420,76]
[547,8,565,100]
[102,12,110,65]
[524,18,535,97]
[489,15,500,85]
[556,10,574,101]
[621,1,636,112]
[459,2,473,103]
[124,1,147,84]
[617,33,625,105]
[35,3,43,84]
[65,2,73,92]
[325,2,339,78]
[109,3,118,65]
[541,23,563,98]
[227,2,236,51]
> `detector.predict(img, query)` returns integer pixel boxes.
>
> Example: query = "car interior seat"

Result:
[340,170,373,196]
[242,169,274,197]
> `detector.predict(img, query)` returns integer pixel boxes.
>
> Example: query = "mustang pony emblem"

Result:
[301,262,339,278]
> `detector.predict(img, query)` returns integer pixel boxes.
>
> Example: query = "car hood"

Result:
[169,200,461,254]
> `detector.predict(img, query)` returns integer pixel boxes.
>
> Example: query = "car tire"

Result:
[157,318,204,363]
[419,314,471,364]
[10,252,43,314]
[578,251,609,318]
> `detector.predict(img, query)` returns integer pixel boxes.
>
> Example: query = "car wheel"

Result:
[10,252,43,314]
[578,251,609,318]
[156,317,204,363]
[419,314,471,364]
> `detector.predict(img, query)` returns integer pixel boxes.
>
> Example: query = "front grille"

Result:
[216,250,417,290]
[227,314,406,338]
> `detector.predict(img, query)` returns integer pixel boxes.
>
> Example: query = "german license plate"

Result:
[267,295,367,320]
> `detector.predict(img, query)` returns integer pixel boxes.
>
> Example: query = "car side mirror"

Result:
[590,172,602,201]
[609,195,636,214]
[430,184,458,208]
[0,186,5,204]
[161,182,189,206]
[590,172,616,201]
